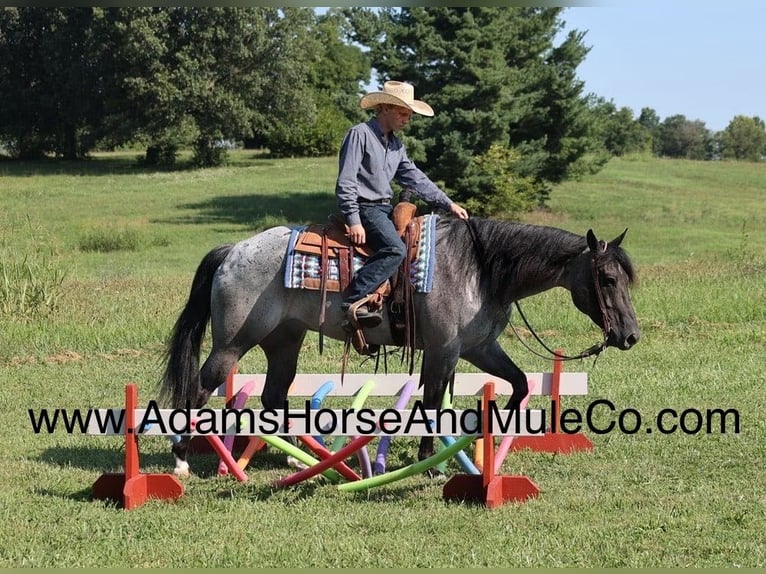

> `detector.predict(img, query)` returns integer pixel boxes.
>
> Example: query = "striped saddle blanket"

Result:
[284,214,439,293]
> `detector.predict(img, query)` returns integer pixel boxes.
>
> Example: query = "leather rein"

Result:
[463,219,611,362]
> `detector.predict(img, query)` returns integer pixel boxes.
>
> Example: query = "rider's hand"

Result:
[450,203,469,220]
[347,223,366,245]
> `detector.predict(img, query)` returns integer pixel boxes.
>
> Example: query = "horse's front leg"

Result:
[461,340,529,412]
[418,348,460,475]
[259,322,308,467]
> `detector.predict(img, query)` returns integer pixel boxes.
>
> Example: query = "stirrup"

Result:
[346,297,382,328]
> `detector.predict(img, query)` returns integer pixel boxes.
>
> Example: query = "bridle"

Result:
[463,219,611,362]
[511,247,611,361]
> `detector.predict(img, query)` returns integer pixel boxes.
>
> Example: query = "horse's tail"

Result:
[160,243,234,409]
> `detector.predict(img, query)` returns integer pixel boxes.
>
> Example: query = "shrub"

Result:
[267,105,350,158]
[78,227,141,253]
[143,143,180,166]
[464,144,538,218]
[192,137,229,168]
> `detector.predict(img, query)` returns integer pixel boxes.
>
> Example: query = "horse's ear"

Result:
[586,229,599,252]
[610,228,628,248]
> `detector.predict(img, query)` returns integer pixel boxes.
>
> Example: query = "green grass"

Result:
[0,152,764,567]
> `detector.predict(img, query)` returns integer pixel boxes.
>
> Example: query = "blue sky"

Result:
[559,0,764,132]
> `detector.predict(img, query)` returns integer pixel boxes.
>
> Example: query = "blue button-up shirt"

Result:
[335,119,454,227]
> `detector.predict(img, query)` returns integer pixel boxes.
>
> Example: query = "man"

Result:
[336,80,469,328]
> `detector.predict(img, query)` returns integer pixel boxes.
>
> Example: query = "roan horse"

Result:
[160,217,640,477]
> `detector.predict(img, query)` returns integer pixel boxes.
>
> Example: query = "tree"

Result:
[0,7,327,165]
[0,7,113,159]
[98,8,183,162]
[263,8,369,157]
[164,7,320,166]
[0,8,45,158]
[719,115,766,161]
[656,114,714,160]
[343,7,602,216]
[107,7,322,166]
[588,98,651,156]
[637,107,661,154]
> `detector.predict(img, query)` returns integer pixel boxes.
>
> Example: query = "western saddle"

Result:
[291,200,423,371]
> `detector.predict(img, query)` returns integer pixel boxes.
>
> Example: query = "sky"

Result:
[558,0,764,132]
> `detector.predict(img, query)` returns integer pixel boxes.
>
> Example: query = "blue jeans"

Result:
[344,203,406,304]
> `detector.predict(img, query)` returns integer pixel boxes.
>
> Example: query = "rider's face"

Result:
[380,105,413,132]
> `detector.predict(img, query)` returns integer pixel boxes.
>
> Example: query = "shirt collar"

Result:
[367,118,394,147]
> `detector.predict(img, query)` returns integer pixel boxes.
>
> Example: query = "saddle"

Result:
[291,201,422,369]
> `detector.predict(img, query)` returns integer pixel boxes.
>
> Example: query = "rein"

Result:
[463,219,610,362]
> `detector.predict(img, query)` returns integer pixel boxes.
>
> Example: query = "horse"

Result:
[160,217,640,477]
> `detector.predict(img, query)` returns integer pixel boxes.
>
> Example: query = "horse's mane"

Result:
[438,218,635,301]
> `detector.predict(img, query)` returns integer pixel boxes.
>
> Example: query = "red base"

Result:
[92,472,184,510]
[443,474,540,508]
[442,383,542,508]
[509,431,593,454]
[91,383,185,510]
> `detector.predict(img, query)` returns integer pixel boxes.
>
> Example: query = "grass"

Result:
[0,152,764,567]
[0,216,68,318]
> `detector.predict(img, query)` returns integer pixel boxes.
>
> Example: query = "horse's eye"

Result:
[602,274,617,286]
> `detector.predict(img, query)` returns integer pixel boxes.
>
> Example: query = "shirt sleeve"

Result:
[335,127,364,227]
[395,149,454,212]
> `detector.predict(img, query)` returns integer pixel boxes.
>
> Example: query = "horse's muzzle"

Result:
[609,329,640,350]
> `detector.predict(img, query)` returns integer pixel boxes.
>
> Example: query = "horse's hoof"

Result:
[287,456,309,471]
[173,460,190,478]
[425,468,446,481]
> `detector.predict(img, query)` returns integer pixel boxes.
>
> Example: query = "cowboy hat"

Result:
[360,81,434,117]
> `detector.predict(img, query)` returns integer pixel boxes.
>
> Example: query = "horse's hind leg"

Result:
[171,345,241,477]
[259,320,307,409]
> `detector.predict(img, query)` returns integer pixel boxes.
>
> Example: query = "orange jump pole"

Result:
[92,383,184,510]
[510,350,593,454]
[442,382,540,508]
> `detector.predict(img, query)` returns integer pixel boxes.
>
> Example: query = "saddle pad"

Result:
[284,213,438,293]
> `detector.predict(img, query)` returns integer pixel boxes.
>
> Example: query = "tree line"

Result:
[590,99,765,162]
[1,7,763,217]
[0,7,368,165]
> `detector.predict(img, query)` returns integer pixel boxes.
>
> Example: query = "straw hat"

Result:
[360,81,434,117]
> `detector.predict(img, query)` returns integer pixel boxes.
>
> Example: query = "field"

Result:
[1,151,764,567]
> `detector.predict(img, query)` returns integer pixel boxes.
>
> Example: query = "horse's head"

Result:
[569,229,640,350]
